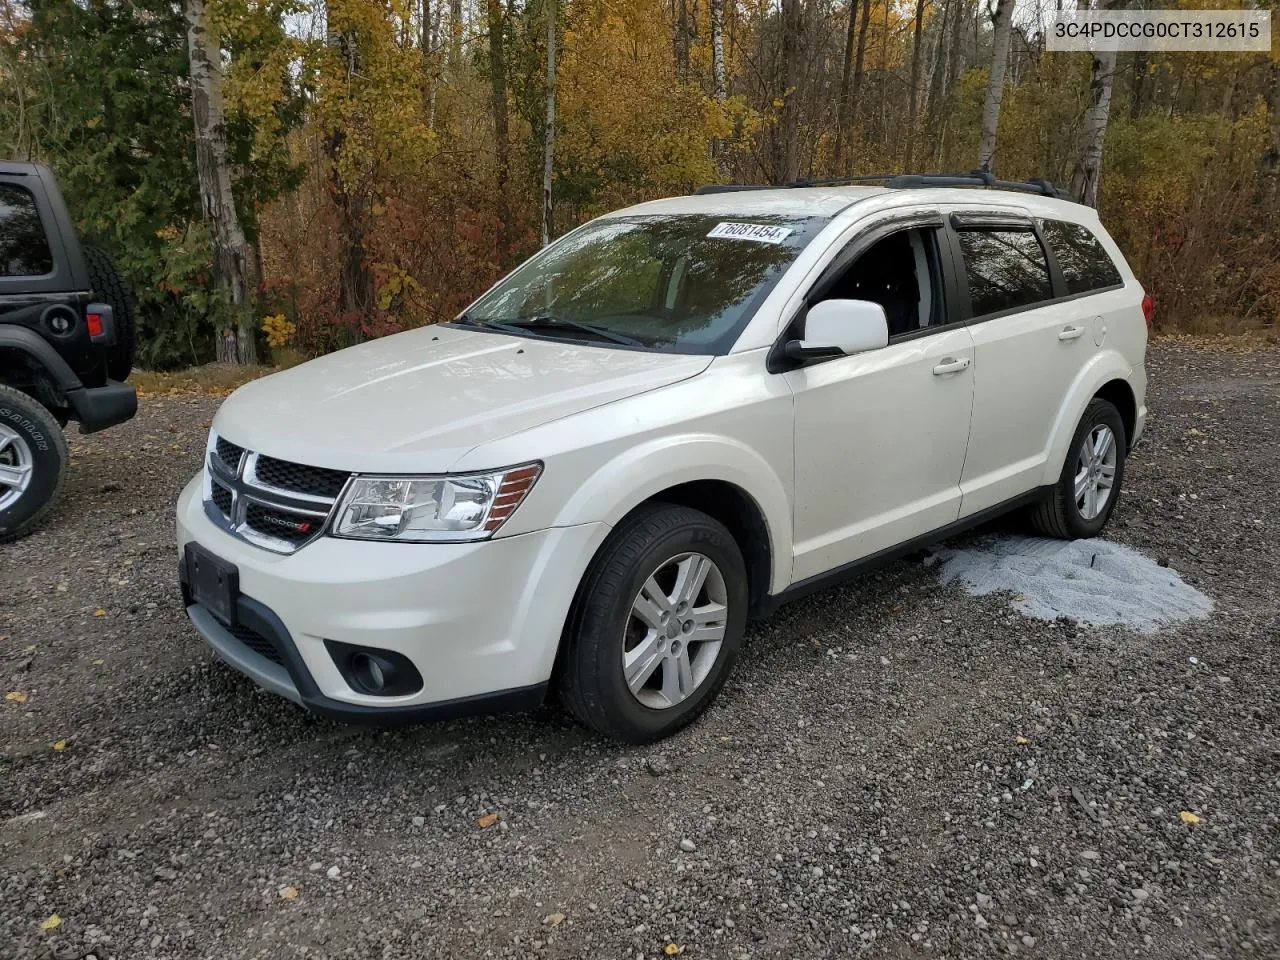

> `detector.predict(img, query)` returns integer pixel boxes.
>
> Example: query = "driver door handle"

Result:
[932,356,971,376]
[1058,324,1086,341]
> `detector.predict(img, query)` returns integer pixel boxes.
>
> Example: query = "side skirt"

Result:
[753,486,1052,618]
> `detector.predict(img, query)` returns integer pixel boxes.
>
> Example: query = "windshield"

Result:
[455,213,827,354]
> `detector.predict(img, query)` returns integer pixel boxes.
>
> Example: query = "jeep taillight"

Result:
[86,312,104,337]
[1141,293,1154,329]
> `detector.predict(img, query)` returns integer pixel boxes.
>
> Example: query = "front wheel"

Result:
[559,503,748,743]
[0,384,68,543]
[1030,397,1127,540]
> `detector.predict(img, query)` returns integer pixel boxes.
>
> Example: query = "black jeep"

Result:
[1,161,138,542]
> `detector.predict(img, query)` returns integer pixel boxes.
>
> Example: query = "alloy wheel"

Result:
[0,424,34,512]
[622,552,729,710]
[1074,423,1117,521]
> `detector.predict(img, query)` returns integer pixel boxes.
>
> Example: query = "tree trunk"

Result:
[541,0,556,247]
[710,0,727,101]
[834,0,859,172]
[674,0,691,81]
[1129,50,1148,119]
[977,0,1014,173]
[850,0,871,127]
[1070,47,1117,207]
[421,0,433,118]
[487,0,511,260]
[185,0,257,365]
[449,0,462,68]
[773,0,801,184]
[904,0,928,168]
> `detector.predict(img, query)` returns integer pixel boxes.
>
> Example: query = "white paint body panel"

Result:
[178,185,1149,714]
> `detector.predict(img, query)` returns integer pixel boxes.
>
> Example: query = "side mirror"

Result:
[785,299,889,362]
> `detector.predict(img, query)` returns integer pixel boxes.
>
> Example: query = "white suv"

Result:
[177,179,1149,742]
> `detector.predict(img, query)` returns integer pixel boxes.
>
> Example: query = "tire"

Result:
[1030,397,1127,540]
[0,384,68,543]
[82,244,137,382]
[558,503,749,743]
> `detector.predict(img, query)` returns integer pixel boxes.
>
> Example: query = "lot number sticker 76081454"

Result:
[706,222,793,244]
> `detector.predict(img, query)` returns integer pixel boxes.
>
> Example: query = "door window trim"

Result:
[0,171,78,295]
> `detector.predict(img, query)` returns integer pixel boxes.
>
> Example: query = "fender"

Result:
[0,325,83,391]
[1040,348,1133,487]
[548,433,793,594]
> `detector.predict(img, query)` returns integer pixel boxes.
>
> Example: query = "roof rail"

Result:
[694,170,1073,201]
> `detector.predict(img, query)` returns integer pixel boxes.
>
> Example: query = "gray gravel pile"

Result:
[935,536,1213,632]
[2,342,1279,960]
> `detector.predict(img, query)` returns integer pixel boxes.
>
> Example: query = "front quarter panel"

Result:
[454,352,797,594]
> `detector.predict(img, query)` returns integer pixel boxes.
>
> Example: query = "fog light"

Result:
[324,640,424,697]
[352,652,390,692]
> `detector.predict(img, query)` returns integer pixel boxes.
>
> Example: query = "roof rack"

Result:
[694,170,1072,201]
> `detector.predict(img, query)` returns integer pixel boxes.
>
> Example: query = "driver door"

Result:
[784,221,976,583]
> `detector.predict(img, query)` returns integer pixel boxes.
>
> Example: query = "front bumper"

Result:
[176,476,610,721]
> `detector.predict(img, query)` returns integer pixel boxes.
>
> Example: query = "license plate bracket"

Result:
[185,543,239,626]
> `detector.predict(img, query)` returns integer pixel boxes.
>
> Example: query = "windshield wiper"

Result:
[456,313,643,347]
[506,315,643,347]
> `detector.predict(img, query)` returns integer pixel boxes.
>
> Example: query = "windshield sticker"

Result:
[706,222,794,244]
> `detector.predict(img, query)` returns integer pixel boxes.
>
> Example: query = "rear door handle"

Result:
[1058,324,1085,341]
[932,356,971,376]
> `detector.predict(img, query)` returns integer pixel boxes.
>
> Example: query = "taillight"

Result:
[1140,293,1154,329]
[86,312,104,338]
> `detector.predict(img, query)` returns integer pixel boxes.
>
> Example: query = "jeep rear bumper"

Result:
[67,380,136,433]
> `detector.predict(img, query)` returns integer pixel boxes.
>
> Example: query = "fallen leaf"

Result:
[477,813,499,829]
[52,740,68,752]
[1015,736,1031,745]
[40,914,61,931]
[1014,594,1026,602]
[94,609,106,618]
[543,912,565,926]
[5,691,28,704]
[1180,811,1202,824]
[93,659,105,666]
[664,945,684,956]
[279,885,298,900]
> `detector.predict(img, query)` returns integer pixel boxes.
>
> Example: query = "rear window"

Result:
[0,184,53,278]
[1040,219,1122,294]
[955,228,1053,317]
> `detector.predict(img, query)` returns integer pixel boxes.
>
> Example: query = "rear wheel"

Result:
[83,244,137,382]
[1030,397,1127,540]
[559,503,748,743]
[0,384,68,543]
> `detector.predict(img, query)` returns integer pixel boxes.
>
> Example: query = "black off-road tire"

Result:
[1029,397,1127,540]
[558,503,748,744]
[82,244,137,382]
[0,384,68,543]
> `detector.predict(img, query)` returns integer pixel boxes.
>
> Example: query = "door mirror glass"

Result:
[801,299,889,356]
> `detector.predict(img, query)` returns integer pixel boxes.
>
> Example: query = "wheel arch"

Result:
[1040,353,1137,488]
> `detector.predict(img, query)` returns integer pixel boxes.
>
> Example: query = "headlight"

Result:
[333,463,542,542]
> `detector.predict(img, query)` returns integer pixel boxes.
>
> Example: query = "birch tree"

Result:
[977,0,1014,173]
[1070,46,1117,206]
[541,0,556,247]
[185,0,256,364]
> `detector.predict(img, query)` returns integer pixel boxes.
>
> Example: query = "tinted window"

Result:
[0,184,53,278]
[1041,219,1122,294]
[956,229,1052,317]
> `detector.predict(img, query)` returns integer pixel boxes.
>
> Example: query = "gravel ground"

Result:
[2,341,1278,960]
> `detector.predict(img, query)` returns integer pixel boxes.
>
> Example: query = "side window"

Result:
[955,228,1053,317]
[1040,219,1122,294]
[814,227,947,339]
[0,184,54,278]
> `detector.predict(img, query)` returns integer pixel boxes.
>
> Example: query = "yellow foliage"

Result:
[262,313,297,348]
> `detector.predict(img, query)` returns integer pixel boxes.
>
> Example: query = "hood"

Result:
[212,325,712,472]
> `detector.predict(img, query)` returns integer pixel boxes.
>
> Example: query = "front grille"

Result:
[226,621,284,666]
[204,433,348,554]
[245,501,318,544]
[215,437,245,470]
[255,455,350,499]
[210,481,233,519]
